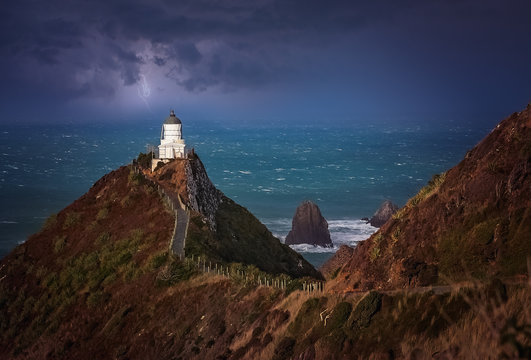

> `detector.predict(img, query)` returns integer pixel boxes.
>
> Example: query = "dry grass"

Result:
[400,282,531,359]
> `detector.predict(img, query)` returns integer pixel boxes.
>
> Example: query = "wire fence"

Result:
[181,254,325,294]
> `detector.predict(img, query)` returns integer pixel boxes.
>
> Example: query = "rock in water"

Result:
[285,201,333,247]
[369,200,399,227]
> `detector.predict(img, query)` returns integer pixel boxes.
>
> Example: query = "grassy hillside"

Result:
[185,196,321,279]
[327,104,531,291]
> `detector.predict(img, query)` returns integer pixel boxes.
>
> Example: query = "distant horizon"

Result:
[0,106,516,129]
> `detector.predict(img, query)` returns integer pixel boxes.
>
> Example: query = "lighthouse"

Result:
[158,110,186,159]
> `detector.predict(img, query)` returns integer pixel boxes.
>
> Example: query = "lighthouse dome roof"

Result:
[164,110,182,125]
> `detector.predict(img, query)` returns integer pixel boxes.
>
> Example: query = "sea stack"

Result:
[285,201,333,247]
[369,200,399,227]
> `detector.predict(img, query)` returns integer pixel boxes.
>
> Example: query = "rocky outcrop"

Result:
[369,200,399,227]
[285,201,332,247]
[185,154,222,228]
[150,155,222,228]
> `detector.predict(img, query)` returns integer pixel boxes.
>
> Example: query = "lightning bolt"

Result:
[137,74,151,110]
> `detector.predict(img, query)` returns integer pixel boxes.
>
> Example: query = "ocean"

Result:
[0,120,490,268]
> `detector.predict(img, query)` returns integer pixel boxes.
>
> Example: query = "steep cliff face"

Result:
[328,104,531,291]
[150,155,222,226]
[184,154,222,227]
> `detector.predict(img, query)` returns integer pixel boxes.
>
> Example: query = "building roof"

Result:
[164,110,182,125]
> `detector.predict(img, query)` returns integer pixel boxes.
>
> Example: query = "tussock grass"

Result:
[393,172,447,221]
[400,281,531,359]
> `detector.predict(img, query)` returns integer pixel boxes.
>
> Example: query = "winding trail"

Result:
[169,196,189,259]
[132,164,190,259]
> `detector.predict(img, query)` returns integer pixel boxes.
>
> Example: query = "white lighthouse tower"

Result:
[158,110,186,159]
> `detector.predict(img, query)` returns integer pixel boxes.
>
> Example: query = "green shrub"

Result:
[348,291,382,331]
[136,152,153,169]
[149,252,168,269]
[328,302,353,330]
[96,232,111,247]
[128,169,144,186]
[409,172,446,206]
[370,246,380,261]
[289,297,327,337]
[86,291,105,308]
[54,236,67,253]
[96,207,109,220]
[370,233,382,262]
[42,213,57,231]
[330,267,341,279]
[156,260,198,286]
[120,195,133,208]
[116,250,132,265]
[273,337,296,360]
[63,212,81,229]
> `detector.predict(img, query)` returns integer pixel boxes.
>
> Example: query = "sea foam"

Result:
[262,218,377,254]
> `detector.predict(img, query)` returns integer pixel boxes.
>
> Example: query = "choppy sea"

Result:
[0,120,491,268]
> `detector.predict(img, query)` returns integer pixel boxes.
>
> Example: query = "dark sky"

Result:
[1,0,531,125]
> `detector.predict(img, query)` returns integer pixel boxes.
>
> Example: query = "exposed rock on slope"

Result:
[369,200,399,227]
[328,104,531,291]
[319,244,354,279]
[150,154,222,227]
[285,201,332,247]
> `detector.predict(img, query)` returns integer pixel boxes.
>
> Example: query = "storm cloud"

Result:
[1,0,531,122]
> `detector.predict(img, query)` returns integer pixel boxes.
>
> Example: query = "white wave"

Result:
[264,218,377,254]
[289,244,337,253]
[0,221,18,224]
[276,178,286,181]
[238,170,252,175]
